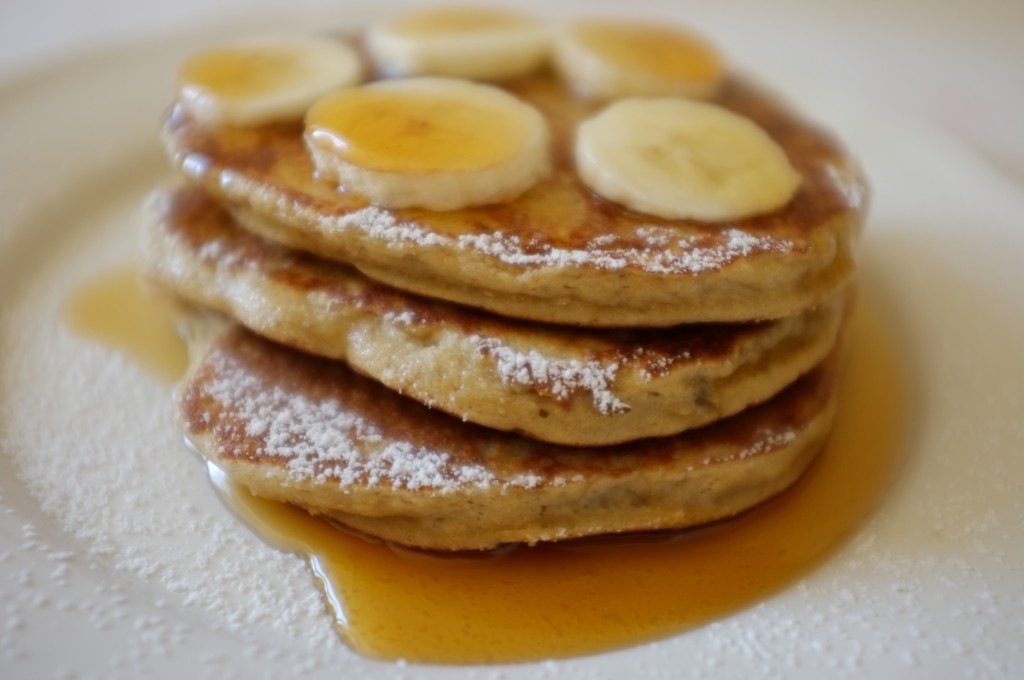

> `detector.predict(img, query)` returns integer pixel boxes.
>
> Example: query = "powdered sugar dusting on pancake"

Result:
[473,335,629,414]
[319,204,794,275]
[195,341,547,493]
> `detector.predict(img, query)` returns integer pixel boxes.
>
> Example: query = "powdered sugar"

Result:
[690,428,797,471]
[380,308,421,327]
[473,336,629,414]
[199,344,545,492]
[309,203,793,275]
[737,428,798,460]
[458,224,792,275]
[196,238,245,269]
[333,206,451,250]
[636,349,691,380]
[633,227,791,275]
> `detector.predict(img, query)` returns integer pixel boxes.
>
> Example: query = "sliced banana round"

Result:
[554,19,724,100]
[177,35,363,127]
[305,76,551,211]
[576,98,802,221]
[366,6,550,80]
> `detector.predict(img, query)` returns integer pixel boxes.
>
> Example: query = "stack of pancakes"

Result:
[142,30,866,551]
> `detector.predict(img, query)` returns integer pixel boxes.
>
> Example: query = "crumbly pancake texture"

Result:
[163,70,866,327]
[176,320,842,551]
[146,186,847,446]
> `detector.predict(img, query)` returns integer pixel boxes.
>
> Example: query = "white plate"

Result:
[2,6,1023,679]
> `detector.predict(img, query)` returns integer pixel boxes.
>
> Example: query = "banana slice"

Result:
[177,35,362,126]
[305,76,551,211]
[367,6,550,80]
[576,98,801,221]
[554,19,723,99]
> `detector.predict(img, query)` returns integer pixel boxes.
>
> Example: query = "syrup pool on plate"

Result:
[65,269,908,664]
[64,267,188,382]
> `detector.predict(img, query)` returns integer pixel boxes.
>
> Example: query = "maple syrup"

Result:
[569,20,723,85]
[64,269,908,665]
[305,84,532,173]
[64,268,187,382]
[179,46,301,101]
[387,6,539,37]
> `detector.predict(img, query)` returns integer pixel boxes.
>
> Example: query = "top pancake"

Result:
[163,65,867,327]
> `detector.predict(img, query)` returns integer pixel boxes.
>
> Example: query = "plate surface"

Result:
[2,5,1023,679]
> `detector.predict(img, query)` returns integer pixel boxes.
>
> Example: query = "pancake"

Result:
[163,69,867,328]
[144,185,847,446]
[176,315,843,551]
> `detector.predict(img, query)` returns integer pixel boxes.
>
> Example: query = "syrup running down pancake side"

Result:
[64,272,907,663]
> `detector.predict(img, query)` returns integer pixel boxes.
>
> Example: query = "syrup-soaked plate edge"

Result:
[2,3,1024,679]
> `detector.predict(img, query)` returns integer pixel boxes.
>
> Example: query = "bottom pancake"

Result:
[176,315,843,551]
